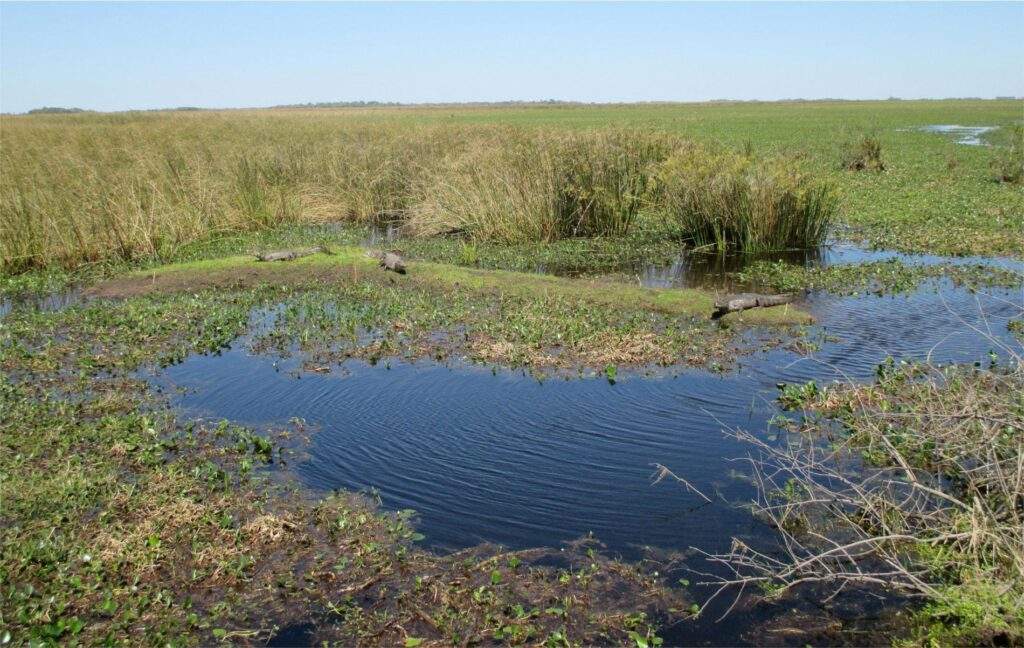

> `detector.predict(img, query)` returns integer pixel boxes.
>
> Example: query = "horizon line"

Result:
[7,95,1024,116]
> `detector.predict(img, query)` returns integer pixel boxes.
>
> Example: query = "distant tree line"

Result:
[271,99,579,109]
[26,106,89,114]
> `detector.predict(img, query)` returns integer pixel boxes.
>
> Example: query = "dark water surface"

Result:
[146,271,1023,643]
[150,282,1024,553]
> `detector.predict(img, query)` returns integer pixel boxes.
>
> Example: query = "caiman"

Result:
[365,250,407,274]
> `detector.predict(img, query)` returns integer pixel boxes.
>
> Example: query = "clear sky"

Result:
[1,1,1021,113]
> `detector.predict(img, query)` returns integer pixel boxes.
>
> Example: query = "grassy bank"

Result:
[3,100,1021,272]
[82,246,808,372]
[710,360,1024,646]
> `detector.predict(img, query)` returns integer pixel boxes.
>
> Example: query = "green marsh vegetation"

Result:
[0,245,808,644]
[3,99,1022,276]
[735,258,1024,295]
[84,247,808,370]
[407,129,673,243]
[840,132,885,172]
[991,125,1024,185]
[2,99,1024,646]
[656,143,836,253]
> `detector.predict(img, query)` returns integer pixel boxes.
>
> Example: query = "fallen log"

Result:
[255,246,324,262]
[712,293,795,319]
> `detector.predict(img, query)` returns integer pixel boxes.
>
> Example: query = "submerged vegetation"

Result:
[735,257,1024,294]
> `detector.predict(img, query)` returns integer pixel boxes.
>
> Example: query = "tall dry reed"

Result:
[656,145,837,253]
[1,111,836,271]
[407,129,672,242]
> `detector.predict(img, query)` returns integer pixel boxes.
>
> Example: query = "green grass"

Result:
[990,125,1024,184]
[76,247,806,374]
[398,231,685,276]
[407,129,674,243]
[656,144,837,253]
[107,246,809,326]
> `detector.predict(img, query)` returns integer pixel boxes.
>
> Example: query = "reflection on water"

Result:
[361,220,403,247]
[147,276,1023,644]
[532,247,822,290]
[0,289,80,319]
[621,247,823,289]
[598,243,1024,291]
[919,124,996,146]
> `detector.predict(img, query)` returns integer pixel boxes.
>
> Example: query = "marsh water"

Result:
[137,246,1023,645]
[0,288,80,318]
[553,241,1023,291]
[4,243,1018,643]
[918,124,997,146]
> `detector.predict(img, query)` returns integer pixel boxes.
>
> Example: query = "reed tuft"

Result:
[655,145,837,253]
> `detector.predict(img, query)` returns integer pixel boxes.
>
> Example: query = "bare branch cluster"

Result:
[694,360,1023,635]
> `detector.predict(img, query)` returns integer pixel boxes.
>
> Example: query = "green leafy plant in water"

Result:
[776,380,819,409]
[604,363,617,384]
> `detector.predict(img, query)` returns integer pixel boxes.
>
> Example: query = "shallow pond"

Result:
[918,124,996,146]
[146,272,1022,644]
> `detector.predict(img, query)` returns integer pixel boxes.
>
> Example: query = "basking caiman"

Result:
[711,293,795,319]
[255,246,325,262]
[366,250,407,274]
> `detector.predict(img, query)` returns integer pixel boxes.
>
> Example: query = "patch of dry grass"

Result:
[2,111,834,271]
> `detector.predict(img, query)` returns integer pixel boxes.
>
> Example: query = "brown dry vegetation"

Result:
[1,111,837,271]
[700,361,1024,646]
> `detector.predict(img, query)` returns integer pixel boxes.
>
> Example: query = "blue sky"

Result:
[1,2,1021,113]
